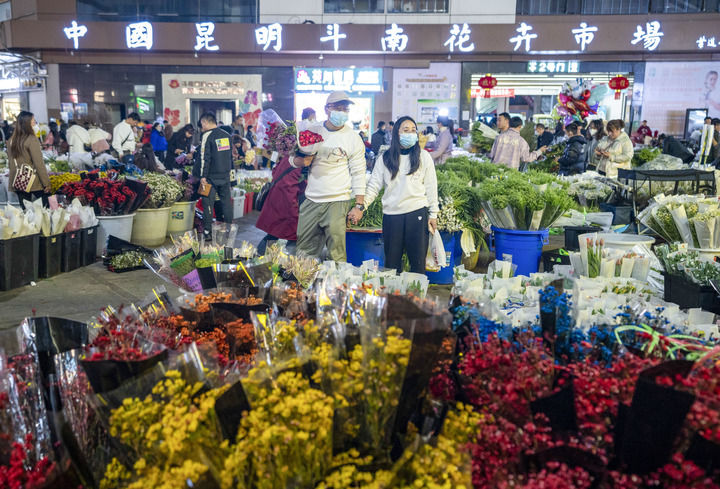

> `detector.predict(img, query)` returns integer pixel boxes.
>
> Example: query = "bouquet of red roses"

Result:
[60,178,148,216]
[296,120,324,155]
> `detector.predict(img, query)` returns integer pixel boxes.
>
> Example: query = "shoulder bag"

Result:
[12,158,37,193]
[255,166,296,212]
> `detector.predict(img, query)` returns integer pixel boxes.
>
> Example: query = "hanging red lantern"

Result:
[478,74,498,99]
[608,75,630,100]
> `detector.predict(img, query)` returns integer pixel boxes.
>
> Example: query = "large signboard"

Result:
[642,62,720,135]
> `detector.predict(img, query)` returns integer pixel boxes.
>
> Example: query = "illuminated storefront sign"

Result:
[126,21,153,50]
[470,87,515,98]
[63,20,87,50]
[527,61,579,73]
[295,68,383,93]
[631,21,663,51]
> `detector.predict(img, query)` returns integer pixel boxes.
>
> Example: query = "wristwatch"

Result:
[355,204,365,211]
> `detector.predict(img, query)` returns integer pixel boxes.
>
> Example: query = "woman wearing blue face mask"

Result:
[356,116,439,273]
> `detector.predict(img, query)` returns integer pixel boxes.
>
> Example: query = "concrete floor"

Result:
[0,212,267,330]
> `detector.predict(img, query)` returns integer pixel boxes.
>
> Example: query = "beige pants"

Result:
[296,199,352,262]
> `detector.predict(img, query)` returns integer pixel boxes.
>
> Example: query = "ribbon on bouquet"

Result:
[614,324,710,360]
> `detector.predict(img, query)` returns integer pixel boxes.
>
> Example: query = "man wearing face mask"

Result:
[292,91,366,262]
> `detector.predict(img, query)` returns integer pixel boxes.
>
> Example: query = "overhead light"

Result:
[319,53,324,60]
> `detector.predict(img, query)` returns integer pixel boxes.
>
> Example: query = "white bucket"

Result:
[132,207,171,247]
[167,200,196,236]
[689,248,720,261]
[587,232,656,251]
[232,195,246,219]
[97,213,136,256]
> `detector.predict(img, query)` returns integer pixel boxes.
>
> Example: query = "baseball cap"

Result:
[326,91,354,106]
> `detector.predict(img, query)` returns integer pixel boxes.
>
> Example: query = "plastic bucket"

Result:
[232,195,246,219]
[132,207,171,247]
[492,227,549,277]
[97,213,135,257]
[167,201,196,236]
[345,229,385,267]
[425,231,462,285]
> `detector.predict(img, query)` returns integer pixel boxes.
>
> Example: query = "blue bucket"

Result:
[345,230,385,267]
[425,231,462,285]
[492,227,549,276]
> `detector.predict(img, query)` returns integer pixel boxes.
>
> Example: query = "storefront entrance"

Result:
[190,100,236,127]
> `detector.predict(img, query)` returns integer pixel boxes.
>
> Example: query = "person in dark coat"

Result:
[198,113,233,240]
[658,134,695,164]
[371,121,387,154]
[535,123,554,149]
[165,124,195,170]
[557,122,588,175]
[255,154,307,253]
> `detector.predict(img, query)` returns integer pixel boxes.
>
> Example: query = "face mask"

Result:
[399,132,418,149]
[589,128,597,136]
[329,111,348,127]
[33,124,40,135]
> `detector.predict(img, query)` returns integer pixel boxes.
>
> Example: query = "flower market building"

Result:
[0,0,719,135]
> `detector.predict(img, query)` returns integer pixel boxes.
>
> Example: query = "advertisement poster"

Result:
[392,63,461,126]
[642,61,720,135]
[161,74,262,130]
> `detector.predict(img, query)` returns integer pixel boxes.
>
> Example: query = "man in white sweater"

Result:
[293,91,366,262]
[112,112,140,162]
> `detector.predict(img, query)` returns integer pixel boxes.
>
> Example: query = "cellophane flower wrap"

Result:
[296,120,324,156]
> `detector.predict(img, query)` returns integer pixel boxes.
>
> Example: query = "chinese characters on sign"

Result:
[320,24,347,51]
[471,87,515,99]
[510,22,537,52]
[295,68,383,92]
[126,21,153,50]
[571,22,598,51]
[63,20,88,50]
[444,23,474,52]
[381,23,408,52]
[194,22,219,51]
[527,61,579,73]
[631,21,663,51]
[255,23,283,52]
[696,35,718,49]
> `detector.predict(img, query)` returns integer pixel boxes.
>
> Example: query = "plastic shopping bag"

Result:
[425,231,446,272]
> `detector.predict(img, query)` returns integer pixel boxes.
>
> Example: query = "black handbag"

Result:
[255,166,295,212]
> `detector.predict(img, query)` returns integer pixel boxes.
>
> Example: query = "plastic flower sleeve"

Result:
[669,203,695,246]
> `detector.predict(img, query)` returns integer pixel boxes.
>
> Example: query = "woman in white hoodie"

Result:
[354,115,439,273]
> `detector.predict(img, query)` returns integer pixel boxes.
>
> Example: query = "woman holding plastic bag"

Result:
[351,116,439,273]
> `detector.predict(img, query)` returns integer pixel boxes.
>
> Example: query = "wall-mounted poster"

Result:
[642,62,720,135]
[392,63,461,126]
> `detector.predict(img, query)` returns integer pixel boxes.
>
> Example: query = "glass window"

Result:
[78,0,257,22]
[649,0,703,12]
[387,0,449,13]
[324,0,384,13]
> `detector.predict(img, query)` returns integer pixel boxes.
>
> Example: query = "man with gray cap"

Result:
[292,91,366,261]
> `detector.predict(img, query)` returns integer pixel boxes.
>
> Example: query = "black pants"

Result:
[382,207,429,274]
[201,180,232,233]
[16,190,48,210]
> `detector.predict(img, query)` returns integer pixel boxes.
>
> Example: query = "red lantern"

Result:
[478,74,498,99]
[608,75,630,100]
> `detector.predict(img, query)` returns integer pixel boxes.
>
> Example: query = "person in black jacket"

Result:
[535,123,554,149]
[557,122,587,175]
[165,124,195,169]
[658,134,695,164]
[198,112,233,240]
[371,121,387,154]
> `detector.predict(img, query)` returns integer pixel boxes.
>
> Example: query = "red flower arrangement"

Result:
[60,178,147,216]
[298,130,323,146]
[84,329,151,362]
[0,434,56,489]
